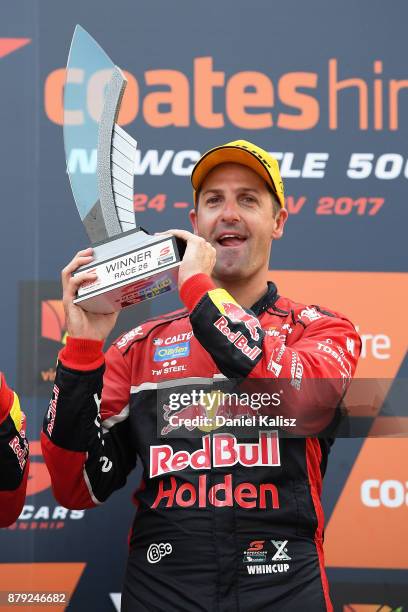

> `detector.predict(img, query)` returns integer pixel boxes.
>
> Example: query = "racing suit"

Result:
[42,275,360,611]
[0,373,29,528]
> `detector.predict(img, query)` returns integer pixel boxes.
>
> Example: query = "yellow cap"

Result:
[191,139,285,208]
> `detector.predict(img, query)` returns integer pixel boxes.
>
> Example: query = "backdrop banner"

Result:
[0,1,407,610]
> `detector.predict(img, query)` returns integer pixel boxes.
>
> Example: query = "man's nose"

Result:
[220,199,241,223]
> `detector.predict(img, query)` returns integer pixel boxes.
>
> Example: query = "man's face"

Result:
[190,162,287,283]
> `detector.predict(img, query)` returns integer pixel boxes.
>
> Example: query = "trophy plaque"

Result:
[64,26,185,314]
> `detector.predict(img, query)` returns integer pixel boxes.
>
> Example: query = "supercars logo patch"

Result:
[243,540,267,564]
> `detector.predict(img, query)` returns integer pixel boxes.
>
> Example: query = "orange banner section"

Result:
[0,39,31,59]
[325,436,408,569]
[269,271,408,571]
[269,271,408,378]
[0,563,85,611]
[41,301,66,344]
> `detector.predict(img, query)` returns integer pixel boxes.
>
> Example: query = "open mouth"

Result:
[216,233,248,247]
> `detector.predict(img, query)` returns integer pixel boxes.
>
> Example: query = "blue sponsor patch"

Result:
[154,342,190,361]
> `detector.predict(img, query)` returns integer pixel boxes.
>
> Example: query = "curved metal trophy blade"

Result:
[64,25,137,243]
[66,26,184,314]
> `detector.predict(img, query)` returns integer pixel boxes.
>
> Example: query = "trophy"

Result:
[64,26,185,313]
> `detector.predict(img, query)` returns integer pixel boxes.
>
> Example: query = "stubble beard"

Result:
[212,249,254,283]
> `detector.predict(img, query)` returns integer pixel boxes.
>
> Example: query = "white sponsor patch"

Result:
[271,540,291,561]
[299,306,322,322]
[247,563,290,575]
[109,593,121,611]
[147,542,173,564]
[267,358,283,377]
[346,337,355,356]
[117,326,143,348]
[290,352,303,391]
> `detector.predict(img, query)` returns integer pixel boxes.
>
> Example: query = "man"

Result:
[0,372,29,527]
[42,140,360,611]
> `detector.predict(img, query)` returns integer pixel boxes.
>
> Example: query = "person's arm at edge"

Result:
[0,372,29,528]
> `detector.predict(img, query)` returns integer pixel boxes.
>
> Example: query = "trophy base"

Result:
[73,228,184,313]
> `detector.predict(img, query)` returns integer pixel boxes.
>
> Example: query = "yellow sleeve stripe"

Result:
[9,392,23,432]
[208,288,239,316]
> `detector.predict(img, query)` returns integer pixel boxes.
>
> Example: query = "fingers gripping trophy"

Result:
[63,25,185,331]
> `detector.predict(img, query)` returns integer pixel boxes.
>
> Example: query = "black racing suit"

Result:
[42,276,360,611]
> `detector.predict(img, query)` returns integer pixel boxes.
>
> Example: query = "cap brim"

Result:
[191,145,276,194]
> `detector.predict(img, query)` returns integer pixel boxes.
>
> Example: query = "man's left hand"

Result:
[156,229,216,289]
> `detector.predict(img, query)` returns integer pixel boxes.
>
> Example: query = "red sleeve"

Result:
[0,374,29,528]
[0,462,29,528]
[41,337,136,510]
[58,336,105,371]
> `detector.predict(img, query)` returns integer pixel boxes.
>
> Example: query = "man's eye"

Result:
[206,196,221,205]
[241,195,257,204]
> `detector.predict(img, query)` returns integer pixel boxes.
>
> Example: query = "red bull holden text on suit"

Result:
[41,140,361,611]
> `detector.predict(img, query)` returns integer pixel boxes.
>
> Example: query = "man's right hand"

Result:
[62,248,119,342]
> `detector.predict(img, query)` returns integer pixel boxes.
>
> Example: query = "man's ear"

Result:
[189,208,199,235]
[271,208,288,240]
